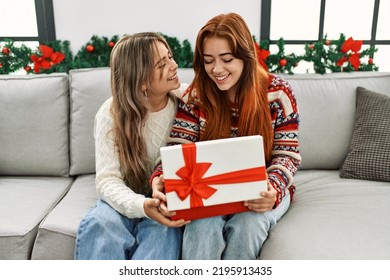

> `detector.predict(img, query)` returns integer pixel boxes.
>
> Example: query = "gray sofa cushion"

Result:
[340,87,390,182]
[259,170,390,259]
[280,72,390,170]
[0,176,73,260]
[69,68,111,175]
[31,174,97,260]
[0,74,69,176]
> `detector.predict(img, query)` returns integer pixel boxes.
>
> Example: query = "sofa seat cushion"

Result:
[31,174,98,260]
[0,176,74,260]
[259,170,390,259]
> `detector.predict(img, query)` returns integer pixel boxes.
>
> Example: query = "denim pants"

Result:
[74,199,183,260]
[182,192,291,260]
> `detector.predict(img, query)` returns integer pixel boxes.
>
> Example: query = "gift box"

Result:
[160,135,267,220]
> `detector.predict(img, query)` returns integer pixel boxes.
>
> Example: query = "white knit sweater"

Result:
[94,89,183,219]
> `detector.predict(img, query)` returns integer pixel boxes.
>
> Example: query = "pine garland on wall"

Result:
[301,34,378,74]
[0,39,32,74]
[0,34,192,75]
[71,35,119,69]
[0,33,378,75]
[254,34,378,74]
[258,38,301,74]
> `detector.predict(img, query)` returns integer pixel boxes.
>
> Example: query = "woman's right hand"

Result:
[144,198,190,227]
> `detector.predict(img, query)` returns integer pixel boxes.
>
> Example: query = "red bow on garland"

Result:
[30,45,65,73]
[337,37,363,71]
[254,42,270,71]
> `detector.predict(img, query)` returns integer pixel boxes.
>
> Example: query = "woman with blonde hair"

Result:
[75,32,189,260]
[151,13,301,259]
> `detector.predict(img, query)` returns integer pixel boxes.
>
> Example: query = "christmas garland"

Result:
[255,34,378,74]
[0,34,193,75]
[0,33,378,75]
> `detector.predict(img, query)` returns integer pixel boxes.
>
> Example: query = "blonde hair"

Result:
[110,32,171,194]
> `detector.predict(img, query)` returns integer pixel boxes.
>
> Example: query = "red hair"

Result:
[189,13,273,162]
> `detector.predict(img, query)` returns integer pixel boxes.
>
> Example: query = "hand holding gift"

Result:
[146,175,191,227]
[244,176,277,212]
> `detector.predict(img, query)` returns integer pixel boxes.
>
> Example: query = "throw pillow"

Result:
[340,87,390,182]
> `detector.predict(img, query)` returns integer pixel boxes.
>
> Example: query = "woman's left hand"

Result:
[244,181,277,213]
[151,175,166,200]
[144,198,190,227]
[151,175,171,216]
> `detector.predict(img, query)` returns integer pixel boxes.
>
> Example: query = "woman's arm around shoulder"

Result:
[150,88,202,186]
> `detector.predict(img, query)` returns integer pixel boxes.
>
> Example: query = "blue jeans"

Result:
[182,192,291,260]
[74,199,183,260]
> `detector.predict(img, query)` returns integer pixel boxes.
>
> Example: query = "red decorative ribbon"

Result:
[337,37,363,71]
[164,143,267,208]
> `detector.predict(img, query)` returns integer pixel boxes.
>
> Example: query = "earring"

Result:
[143,91,148,98]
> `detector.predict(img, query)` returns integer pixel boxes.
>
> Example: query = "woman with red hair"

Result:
[151,13,301,259]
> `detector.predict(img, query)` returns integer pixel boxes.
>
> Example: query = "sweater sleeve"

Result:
[267,75,302,207]
[94,98,147,219]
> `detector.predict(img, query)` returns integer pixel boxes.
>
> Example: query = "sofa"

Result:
[1,68,389,260]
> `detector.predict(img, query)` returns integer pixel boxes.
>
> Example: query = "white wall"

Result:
[52,0,261,54]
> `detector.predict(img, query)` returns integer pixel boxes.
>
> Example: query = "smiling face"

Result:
[202,36,244,102]
[147,41,181,100]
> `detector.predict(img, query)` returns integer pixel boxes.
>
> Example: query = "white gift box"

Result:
[160,135,268,220]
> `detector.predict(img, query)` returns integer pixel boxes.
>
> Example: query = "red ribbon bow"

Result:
[254,42,270,71]
[337,37,362,71]
[341,37,362,53]
[30,45,65,73]
[164,143,266,208]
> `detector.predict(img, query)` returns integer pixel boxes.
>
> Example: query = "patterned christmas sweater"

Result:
[152,74,301,208]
